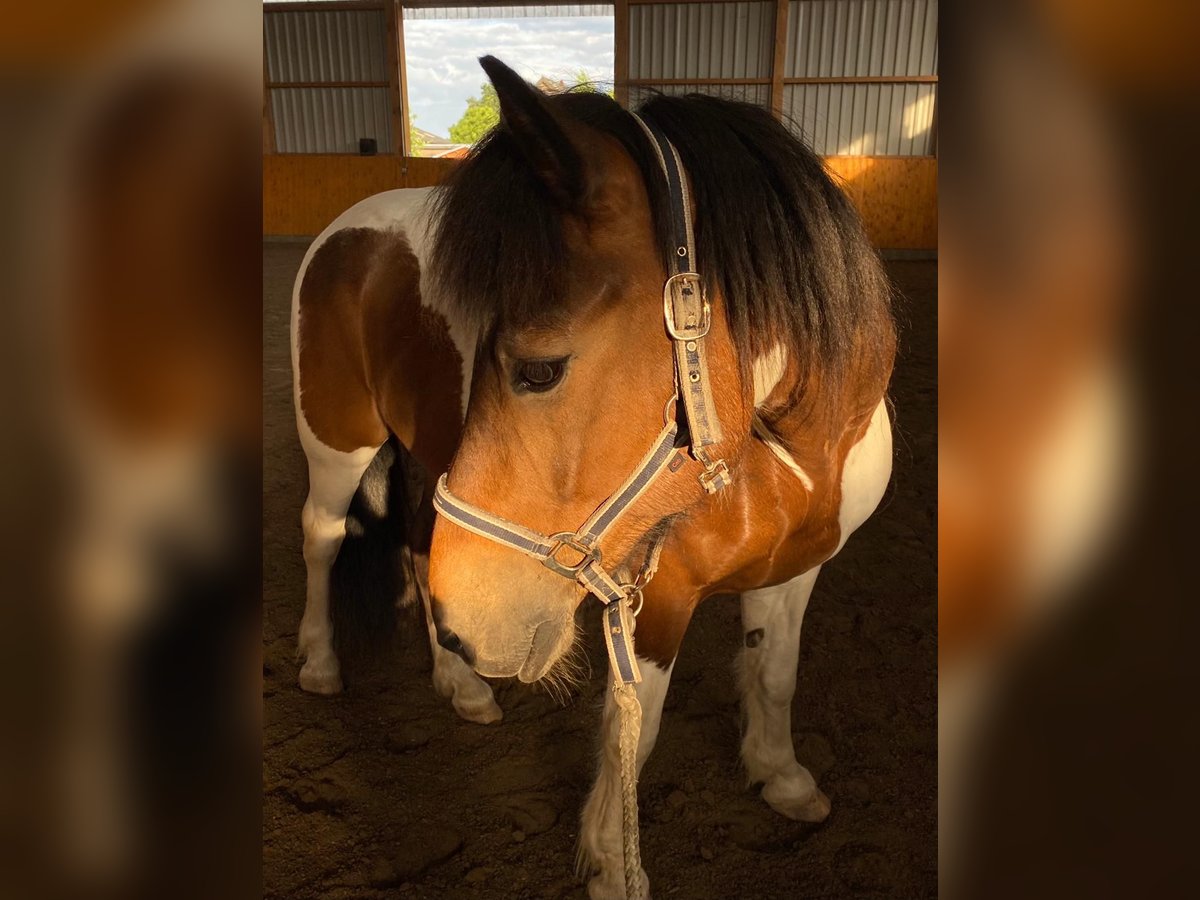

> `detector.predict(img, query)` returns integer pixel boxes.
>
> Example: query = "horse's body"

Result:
[291,187,502,721]
[294,57,895,898]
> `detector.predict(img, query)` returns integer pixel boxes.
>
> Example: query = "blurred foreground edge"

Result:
[942,2,1199,899]
[1,1,261,898]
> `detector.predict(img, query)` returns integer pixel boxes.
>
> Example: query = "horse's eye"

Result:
[515,358,567,393]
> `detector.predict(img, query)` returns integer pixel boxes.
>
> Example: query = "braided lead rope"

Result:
[599,593,646,899]
[613,678,645,900]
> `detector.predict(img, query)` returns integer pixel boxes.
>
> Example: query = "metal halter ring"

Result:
[662,394,678,428]
[621,588,645,618]
[542,533,600,579]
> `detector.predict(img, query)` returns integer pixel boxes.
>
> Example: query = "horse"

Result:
[293,55,895,898]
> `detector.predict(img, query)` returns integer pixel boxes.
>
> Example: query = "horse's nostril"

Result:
[437,629,473,664]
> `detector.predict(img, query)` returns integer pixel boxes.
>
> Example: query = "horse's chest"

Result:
[692,397,893,595]
[723,474,844,593]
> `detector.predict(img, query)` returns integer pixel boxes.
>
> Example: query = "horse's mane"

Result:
[429,89,894,405]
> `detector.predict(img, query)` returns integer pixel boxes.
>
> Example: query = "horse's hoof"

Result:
[298,659,343,695]
[452,687,503,725]
[588,868,650,900]
[437,667,503,724]
[762,778,831,823]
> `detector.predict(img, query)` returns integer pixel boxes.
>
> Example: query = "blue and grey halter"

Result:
[434,114,731,685]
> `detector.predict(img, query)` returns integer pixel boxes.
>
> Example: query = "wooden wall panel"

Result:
[264,154,937,250]
[824,157,938,250]
[262,155,458,236]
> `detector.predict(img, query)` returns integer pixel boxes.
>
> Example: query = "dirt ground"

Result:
[263,243,937,899]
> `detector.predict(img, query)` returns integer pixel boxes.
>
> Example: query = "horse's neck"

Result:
[665,360,888,596]
[743,354,844,495]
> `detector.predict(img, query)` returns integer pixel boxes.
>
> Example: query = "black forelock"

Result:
[429,88,893,396]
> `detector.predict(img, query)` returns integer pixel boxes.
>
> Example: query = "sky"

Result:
[403,16,615,138]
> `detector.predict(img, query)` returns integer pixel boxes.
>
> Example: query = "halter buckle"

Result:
[698,458,731,494]
[663,273,710,340]
[542,532,601,579]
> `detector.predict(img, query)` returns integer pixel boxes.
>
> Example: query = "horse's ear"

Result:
[479,56,586,209]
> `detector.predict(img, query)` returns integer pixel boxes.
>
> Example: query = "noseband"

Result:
[433,114,730,686]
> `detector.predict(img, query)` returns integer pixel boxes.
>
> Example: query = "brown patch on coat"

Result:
[632,332,894,667]
[297,228,463,476]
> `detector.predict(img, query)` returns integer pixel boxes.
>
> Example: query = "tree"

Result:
[447,74,614,146]
[573,70,615,98]
[448,83,500,145]
[408,113,426,155]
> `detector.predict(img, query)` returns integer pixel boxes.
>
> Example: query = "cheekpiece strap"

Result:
[631,113,730,493]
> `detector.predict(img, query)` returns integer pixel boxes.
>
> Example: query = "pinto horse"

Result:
[294,56,895,897]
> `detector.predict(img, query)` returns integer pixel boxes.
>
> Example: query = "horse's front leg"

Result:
[579,654,673,899]
[738,566,831,821]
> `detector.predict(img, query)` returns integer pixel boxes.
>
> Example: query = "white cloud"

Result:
[403,16,614,137]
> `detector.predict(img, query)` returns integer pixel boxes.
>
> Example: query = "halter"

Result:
[433,114,731,686]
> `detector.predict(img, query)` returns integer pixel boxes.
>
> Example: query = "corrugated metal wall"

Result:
[270,87,394,154]
[627,0,937,155]
[263,0,936,157]
[784,0,936,77]
[630,82,770,108]
[404,5,613,20]
[265,8,393,153]
[629,2,773,82]
[265,9,390,82]
[783,81,934,154]
[783,0,937,154]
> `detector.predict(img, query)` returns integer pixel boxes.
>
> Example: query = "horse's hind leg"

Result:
[738,567,831,822]
[297,435,379,694]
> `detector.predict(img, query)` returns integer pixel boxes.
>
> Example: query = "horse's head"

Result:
[425,58,749,682]
[427,56,894,683]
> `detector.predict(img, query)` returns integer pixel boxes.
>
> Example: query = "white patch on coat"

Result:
[752,344,788,407]
[833,398,893,555]
[751,415,816,491]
